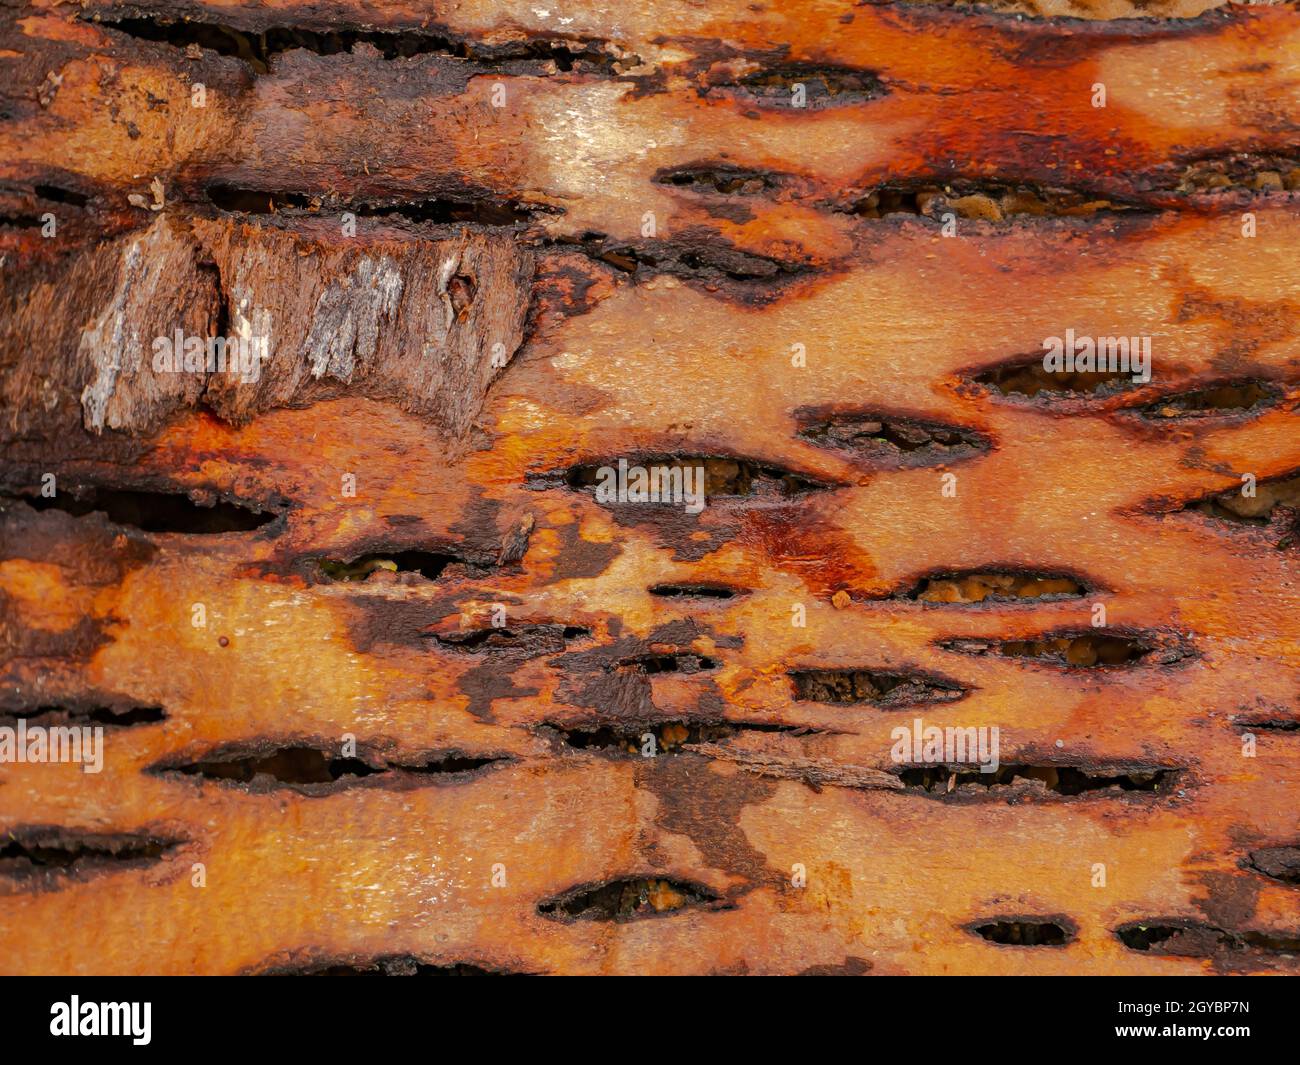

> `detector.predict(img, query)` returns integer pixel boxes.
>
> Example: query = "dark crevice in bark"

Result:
[259,955,538,975]
[898,762,1184,797]
[895,569,1090,604]
[1116,920,1300,958]
[790,668,969,707]
[796,409,991,467]
[543,717,817,756]
[537,877,731,921]
[844,179,1150,220]
[149,742,511,793]
[86,15,637,75]
[0,826,184,887]
[14,487,279,534]
[207,184,552,227]
[937,630,1194,668]
[969,917,1077,946]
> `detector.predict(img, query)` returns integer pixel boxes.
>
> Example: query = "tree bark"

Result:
[2,0,1300,975]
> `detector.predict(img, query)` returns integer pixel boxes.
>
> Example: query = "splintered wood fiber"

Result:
[1,0,1299,976]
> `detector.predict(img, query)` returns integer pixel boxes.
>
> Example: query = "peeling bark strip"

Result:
[2,0,1300,980]
[1,217,531,440]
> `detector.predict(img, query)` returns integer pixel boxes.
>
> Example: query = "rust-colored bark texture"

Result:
[1,0,1299,977]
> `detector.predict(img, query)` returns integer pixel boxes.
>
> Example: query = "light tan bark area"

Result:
[1,1,1299,974]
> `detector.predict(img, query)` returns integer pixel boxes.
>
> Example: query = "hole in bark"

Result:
[546,717,814,755]
[616,652,718,674]
[972,357,1136,398]
[1237,716,1300,732]
[790,668,968,707]
[648,582,745,600]
[1176,152,1300,195]
[34,184,89,206]
[653,164,777,195]
[262,956,535,976]
[0,704,165,728]
[796,410,990,467]
[557,234,808,286]
[1121,380,1278,421]
[21,487,277,534]
[150,743,508,791]
[358,198,539,226]
[938,631,1191,668]
[207,186,314,212]
[554,456,832,500]
[901,571,1088,604]
[1116,920,1300,957]
[0,827,183,885]
[713,64,886,107]
[1245,846,1300,885]
[537,877,728,921]
[208,184,542,226]
[899,763,1183,796]
[1182,472,1300,548]
[317,551,462,582]
[431,625,591,655]
[970,918,1075,946]
[91,17,629,74]
[448,274,475,316]
[848,180,1142,220]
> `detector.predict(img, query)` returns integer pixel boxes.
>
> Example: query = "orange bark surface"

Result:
[1,0,1299,974]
